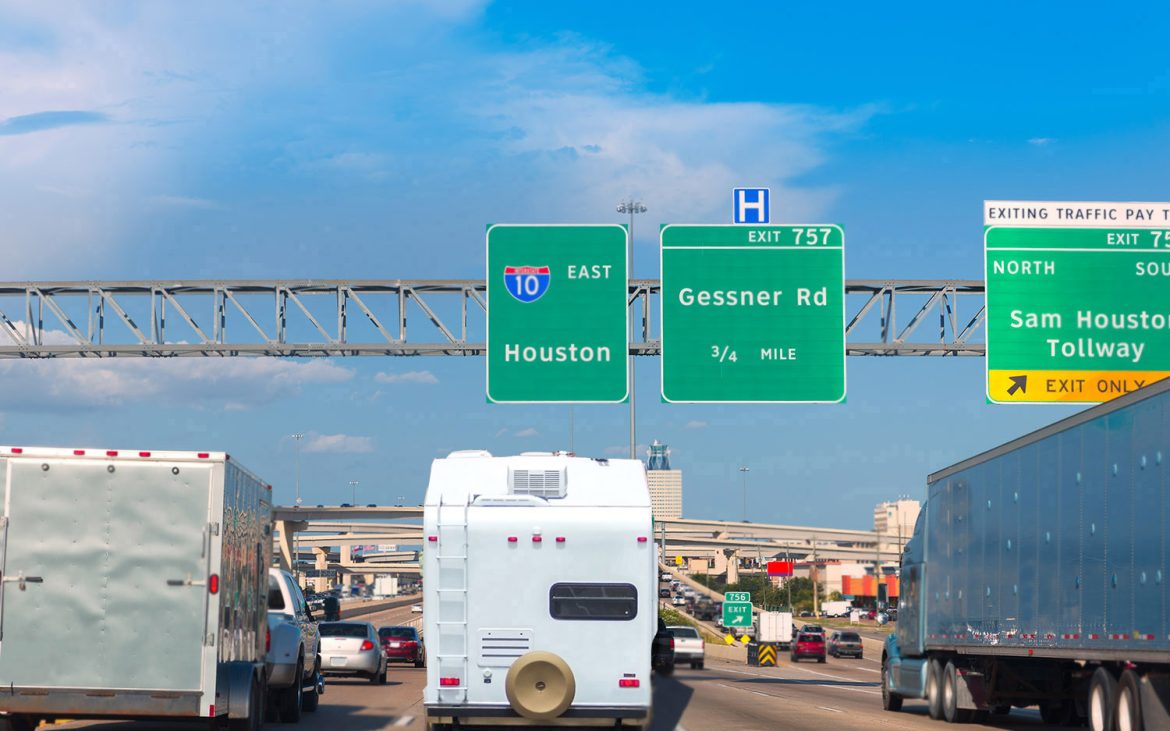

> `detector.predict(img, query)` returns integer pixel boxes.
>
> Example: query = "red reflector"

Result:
[73,450,85,455]
[10,448,22,454]
[208,574,219,595]
[139,451,151,457]
[637,536,648,543]
[532,536,542,543]
[507,536,518,543]
[106,450,118,457]
[619,678,640,688]
[555,536,566,543]
[197,452,209,459]
[266,628,271,653]
[360,640,375,651]
[439,677,460,687]
[428,536,438,542]
[209,704,215,718]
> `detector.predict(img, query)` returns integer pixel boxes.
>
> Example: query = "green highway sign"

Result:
[724,591,750,603]
[660,224,846,403]
[486,224,629,403]
[984,200,1170,404]
[722,601,753,628]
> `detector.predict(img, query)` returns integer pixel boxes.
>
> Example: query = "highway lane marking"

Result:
[712,665,881,696]
[817,706,843,713]
[392,716,415,726]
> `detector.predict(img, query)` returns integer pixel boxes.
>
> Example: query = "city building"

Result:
[874,498,920,540]
[645,440,682,519]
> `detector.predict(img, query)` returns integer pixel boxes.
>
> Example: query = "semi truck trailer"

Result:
[883,378,1170,730]
[0,447,273,731]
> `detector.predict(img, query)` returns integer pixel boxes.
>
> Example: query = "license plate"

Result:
[330,656,348,667]
[389,642,401,648]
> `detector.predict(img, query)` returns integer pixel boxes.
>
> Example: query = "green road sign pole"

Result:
[486,224,629,404]
[660,224,847,403]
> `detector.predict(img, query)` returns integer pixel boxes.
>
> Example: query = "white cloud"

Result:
[494,427,509,437]
[1028,137,1056,146]
[686,420,708,429]
[302,432,374,454]
[0,323,354,410]
[374,370,439,385]
[514,427,539,438]
[149,194,221,209]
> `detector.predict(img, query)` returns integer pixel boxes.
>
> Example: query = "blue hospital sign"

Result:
[503,265,551,303]
[733,187,770,224]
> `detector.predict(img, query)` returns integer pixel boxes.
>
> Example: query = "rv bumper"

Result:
[427,704,648,726]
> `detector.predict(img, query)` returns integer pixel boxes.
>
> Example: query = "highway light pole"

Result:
[617,198,647,460]
[289,432,305,584]
[349,480,359,505]
[739,465,750,522]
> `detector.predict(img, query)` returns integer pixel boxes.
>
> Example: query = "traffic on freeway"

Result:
[6,4,1170,731]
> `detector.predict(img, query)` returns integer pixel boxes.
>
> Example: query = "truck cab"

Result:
[266,568,323,722]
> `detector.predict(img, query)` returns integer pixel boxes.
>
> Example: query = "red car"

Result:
[379,625,425,667]
[790,632,826,663]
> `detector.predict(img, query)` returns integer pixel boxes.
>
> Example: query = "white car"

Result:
[411,604,423,613]
[266,569,323,721]
[319,621,387,684]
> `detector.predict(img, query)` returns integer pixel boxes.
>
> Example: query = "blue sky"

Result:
[1,1,1168,528]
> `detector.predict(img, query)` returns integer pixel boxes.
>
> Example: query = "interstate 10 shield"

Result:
[486,224,629,403]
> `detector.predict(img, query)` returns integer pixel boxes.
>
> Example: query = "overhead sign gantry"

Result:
[985,200,1170,403]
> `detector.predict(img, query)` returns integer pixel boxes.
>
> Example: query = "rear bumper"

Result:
[321,653,381,675]
[0,688,203,718]
[673,649,704,661]
[831,647,863,657]
[427,704,649,724]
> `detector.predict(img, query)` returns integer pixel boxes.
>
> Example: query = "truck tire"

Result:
[0,715,36,731]
[943,661,974,723]
[926,658,944,720]
[1088,667,1117,731]
[881,655,903,712]
[1116,668,1142,731]
[278,658,303,723]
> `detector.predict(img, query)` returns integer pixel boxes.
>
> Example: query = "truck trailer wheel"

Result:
[926,658,944,720]
[505,650,576,721]
[1088,667,1117,731]
[1116,669,1142,731]
[278,658,303,723]
[943,661,974,724]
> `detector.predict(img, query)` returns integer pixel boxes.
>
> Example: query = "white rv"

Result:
[422,451,655,730]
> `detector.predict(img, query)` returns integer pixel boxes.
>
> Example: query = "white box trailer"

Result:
[0,447,272,731]
[374,575,399,598]
[422,451,655,730]
[758,611,794,647]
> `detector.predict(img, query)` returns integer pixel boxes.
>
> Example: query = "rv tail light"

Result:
[208,704,215,718]
[555,536,566,543]
[73,450,86,456]
[208,574,219,595]
[106,450,118,457]
[532,536,542,543]
[428,536,438,542]
[197,452,210,459]
[266,628,271,653]
[618,678,640,688]
[507,536,518,543]
[10,448,22,454]
[139,451,152,457]
[669,638,675,650]
[360,640,375,652]
[636,536,648,543]
[439,677,460,687]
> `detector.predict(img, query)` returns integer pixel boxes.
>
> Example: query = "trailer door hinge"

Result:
[210,522,220,536]
[167,574,207,588]
[0,571,44,591]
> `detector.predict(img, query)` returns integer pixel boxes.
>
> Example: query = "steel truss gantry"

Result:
[0,279,985,358]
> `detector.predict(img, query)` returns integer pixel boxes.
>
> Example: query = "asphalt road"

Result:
[50,604,1080,731]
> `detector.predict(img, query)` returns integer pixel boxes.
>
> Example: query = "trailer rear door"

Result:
[0,458,213,691]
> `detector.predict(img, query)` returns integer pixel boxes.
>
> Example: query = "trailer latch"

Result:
[0,571,44,591]
[167,574,208,588]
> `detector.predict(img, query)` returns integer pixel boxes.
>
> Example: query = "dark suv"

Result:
[827,630,863,659]
[652,617,675,675]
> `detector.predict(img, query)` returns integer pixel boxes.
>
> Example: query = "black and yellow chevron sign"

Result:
[757,643,777,666]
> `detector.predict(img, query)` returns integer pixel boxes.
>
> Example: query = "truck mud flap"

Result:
[955,667,990,710]
[1140,673,1170,731]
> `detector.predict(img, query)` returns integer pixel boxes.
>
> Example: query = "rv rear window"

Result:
[549,583,638,621]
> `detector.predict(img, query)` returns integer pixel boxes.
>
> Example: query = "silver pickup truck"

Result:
[667,625,706,670]
[266,569,323,722]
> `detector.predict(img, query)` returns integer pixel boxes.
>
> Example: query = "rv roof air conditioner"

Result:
[509,467,567,499]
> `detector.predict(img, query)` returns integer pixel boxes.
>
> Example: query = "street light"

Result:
[739,465,750,522]
[349,480,359,506]
[616,198,647,460]
[289,433,305,585]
